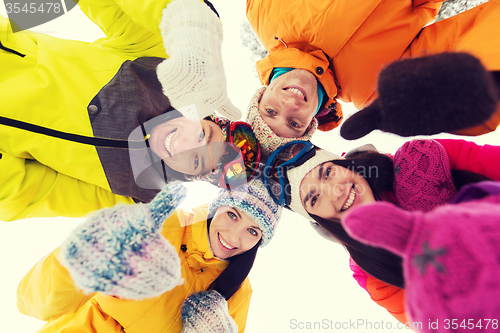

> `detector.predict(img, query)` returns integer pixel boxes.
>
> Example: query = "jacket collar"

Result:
[183,207,228,271]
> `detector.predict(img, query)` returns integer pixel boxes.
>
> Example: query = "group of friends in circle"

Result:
[2,0,500,332]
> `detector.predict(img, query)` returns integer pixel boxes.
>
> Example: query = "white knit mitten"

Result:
[60,185,187,300]
[181,291,238,333]
[157,0,241,121]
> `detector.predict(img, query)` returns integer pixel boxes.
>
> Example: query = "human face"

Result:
[209,206,262,259]
[259,69,319,138]
[299,162,375,220]
[149,118,225,176]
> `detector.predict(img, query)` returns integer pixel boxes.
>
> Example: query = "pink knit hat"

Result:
[393,139,457,212]
[246,86,317,157]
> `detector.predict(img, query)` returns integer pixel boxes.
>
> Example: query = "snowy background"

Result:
[1,0,499,332]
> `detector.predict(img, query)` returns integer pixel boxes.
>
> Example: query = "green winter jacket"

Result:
[0,0,180,221]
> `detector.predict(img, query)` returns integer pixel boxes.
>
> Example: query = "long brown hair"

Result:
[311,151,492,288]
[206,217,261,299]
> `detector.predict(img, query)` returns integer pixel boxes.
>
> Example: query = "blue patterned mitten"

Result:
[60,184,187,300]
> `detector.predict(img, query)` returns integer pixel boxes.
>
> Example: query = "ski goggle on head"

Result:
[264,140,316,206]
[218,121,262,188]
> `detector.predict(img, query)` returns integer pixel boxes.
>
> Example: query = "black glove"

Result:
[341,52,499,139]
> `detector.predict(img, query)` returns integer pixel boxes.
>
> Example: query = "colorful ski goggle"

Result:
[264,140,316,205]
[218,121,261,188]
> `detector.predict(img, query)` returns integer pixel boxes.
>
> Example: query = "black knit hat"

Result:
[341,52,499,139]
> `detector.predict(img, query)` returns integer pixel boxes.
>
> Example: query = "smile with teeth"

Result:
[340,185,356,212]
[218,233,236,250]
[285,87,306,101]
[164,129,176,157]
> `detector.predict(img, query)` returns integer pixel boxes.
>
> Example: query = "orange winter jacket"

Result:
[246,0,443,131]
[247,0,500,134]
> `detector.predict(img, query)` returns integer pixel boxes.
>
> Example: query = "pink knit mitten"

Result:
[342,196,500,332]
[393,139,457,212]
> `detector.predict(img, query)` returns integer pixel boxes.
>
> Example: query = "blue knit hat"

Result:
[208,178,281,247]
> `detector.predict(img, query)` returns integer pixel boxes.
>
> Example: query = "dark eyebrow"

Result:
[302,166,322,207]
[206,124,213,144]
[303,191,313,208]
[318,164,324,181]
[233,208,242,220]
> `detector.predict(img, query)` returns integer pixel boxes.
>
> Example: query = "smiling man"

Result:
[148,116,226,176]
[258,69,320,139]
[245,0,500,155]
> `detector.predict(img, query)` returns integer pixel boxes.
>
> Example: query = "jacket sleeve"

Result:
[226,278,253,333]
[76,0,174,57]
[349,257,368,291]
[0,155,135,221]
[17,247,94,321]
[365,276,408,324]
[435,139,500,181]
[412,0,445,9]
[349,258,408,324]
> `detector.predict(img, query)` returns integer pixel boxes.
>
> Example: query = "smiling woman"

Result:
[299,162,376,220]
[209,206,262,259]
[264,138,500,323]
[17,179,282,333]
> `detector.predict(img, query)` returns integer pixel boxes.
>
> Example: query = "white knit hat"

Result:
[246,86,318,157]
[286,149,343,220]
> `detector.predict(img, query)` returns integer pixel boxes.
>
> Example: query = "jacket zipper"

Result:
[0,116,145,149]
[0,40,25,57]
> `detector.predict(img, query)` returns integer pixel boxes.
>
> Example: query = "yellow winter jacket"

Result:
[0,0,203,220]
[17,206,252,332]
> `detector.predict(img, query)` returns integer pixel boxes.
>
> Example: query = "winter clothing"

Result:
[17,204,252,333]
[60,185,186,300]
[348,139,500,323]
[181,291,238,333]
[208,178,282,247]
[0,55,168,221]
[246,0,443,130]
[453,181,500,204]
[340,53,500,139]
[393,139,457,212]
[246,86,317,157]
[437,139,500,182]
[278,138,499,322]
[0,0,238,221]
[342,185,500,331]
[157,0,241,120]
[247,0,500,133]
